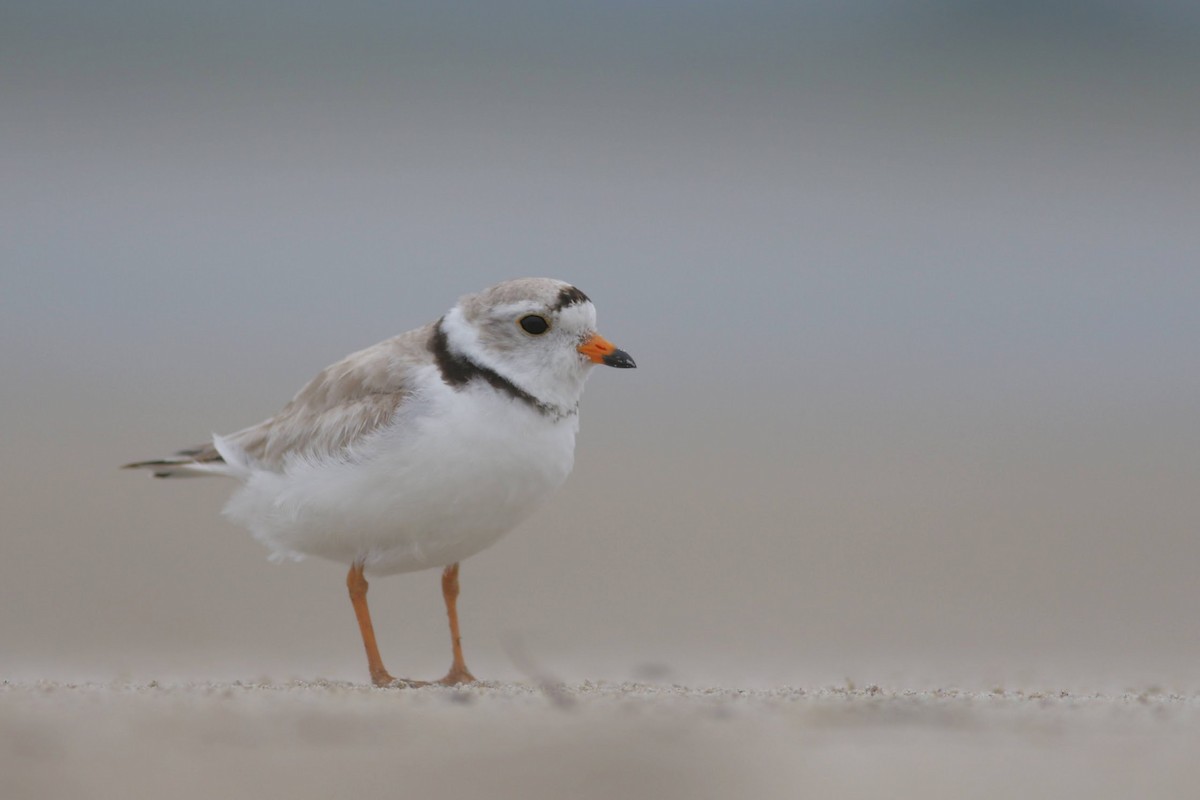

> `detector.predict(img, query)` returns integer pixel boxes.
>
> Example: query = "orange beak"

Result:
[577,332,636,368]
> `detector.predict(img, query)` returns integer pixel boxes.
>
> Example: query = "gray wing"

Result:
[126,323,436,477]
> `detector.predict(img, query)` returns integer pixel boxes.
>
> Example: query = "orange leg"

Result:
[346,564,426,688]
[438,562,477,685]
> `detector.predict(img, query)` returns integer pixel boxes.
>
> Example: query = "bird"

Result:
[124,278,635,687]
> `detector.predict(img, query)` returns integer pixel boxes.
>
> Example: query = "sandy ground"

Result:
[3,679,1198,800]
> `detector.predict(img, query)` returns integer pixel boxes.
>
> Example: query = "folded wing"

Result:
[124,324,435,478]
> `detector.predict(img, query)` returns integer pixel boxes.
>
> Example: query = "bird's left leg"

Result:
[437,562,477,685]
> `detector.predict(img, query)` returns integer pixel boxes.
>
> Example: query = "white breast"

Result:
[223,365,578,575]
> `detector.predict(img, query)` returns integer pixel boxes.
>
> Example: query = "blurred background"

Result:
[2,0,1198,691]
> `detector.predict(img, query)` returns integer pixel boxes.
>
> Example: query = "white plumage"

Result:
[224,364,579,575]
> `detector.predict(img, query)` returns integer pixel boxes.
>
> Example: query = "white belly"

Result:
[224,380,578,575]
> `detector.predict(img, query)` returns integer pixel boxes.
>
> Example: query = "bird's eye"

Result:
[519,315,550,335]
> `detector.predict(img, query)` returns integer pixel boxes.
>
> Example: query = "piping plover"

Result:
[125,278,634,686]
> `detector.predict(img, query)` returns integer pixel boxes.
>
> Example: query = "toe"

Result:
[437,668,477,686]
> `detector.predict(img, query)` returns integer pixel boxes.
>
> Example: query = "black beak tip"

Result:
[602,349,636,369]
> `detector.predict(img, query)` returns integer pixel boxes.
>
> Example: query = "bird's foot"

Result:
[437,666,477,686]
[371,669,429,689]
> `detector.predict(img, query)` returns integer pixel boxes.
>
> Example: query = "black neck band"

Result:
[430,319,571,420]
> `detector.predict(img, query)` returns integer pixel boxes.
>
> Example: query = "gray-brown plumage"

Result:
[125,324,434,476]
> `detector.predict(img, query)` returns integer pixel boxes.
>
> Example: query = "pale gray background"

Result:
[3,1,1198,690]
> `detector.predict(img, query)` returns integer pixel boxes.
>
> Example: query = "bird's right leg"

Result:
[346,563,427,688]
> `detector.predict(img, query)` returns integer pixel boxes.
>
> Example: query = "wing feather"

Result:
[126,324,436,477]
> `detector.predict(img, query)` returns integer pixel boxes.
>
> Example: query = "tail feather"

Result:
[123,443,228,478]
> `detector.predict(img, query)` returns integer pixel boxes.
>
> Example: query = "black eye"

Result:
[519,315,550,335]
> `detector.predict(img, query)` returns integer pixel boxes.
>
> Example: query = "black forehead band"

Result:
[551,286,591,312]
